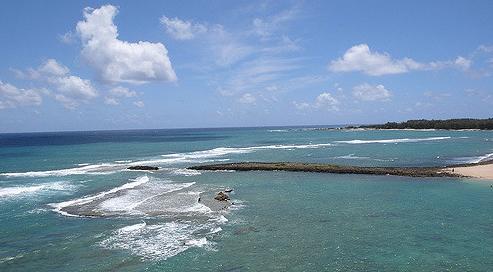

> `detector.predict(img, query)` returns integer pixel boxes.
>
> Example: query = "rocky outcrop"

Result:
[127,166,159,171]
[214,191,230,201]
[188,162,472,178]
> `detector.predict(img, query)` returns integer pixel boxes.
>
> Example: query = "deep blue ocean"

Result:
[1,127,492,271]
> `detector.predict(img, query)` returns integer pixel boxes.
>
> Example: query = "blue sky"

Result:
[0,0,492,132]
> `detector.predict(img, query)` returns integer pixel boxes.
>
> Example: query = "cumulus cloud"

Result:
[38,59,70,76]
[76,5,177,84]
[294,92,339,111]
[15,59,98,109]
[329,44,472,76]
[160,16,206,40]
[238,93,256,104]
[104,86,138,105]
[329,44,421,76]
[0,81,43,109]
[352,83,391,101]
[314,92,339,111]
[109,86,137,98]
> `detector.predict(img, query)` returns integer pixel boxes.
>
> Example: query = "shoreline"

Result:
[189,160,493,180]
[443,163,493,180]
[317,127,490,131]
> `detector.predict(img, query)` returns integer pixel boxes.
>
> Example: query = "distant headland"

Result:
[345,118,493,130]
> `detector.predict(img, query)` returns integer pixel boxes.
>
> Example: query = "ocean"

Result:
[0,127,492,271]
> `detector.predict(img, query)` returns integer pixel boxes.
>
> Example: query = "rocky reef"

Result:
[188,162,470,178]
[127,166,159,171]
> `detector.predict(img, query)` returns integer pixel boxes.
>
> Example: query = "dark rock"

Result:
[214,191,230,201]
[188,161,470,178]
[127,166,159,171]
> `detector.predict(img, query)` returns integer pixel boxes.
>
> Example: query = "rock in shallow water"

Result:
[127,166,159,171]
[214,191,230,201]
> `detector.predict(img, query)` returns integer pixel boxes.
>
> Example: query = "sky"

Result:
[0,0,492,132]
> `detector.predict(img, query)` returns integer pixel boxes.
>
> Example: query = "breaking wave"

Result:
[0,163,120,178]
[335,136,451,144]
[452,152,493,164]
[0,182,75,199]
[1,143,333,178]
[100,220,221,261]
[49,176,150,217]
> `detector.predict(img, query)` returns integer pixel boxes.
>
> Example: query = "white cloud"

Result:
[252,7,299,38]
[11,59,70,80]
[160,16,206,40]
[478,45,493,53]
[218,57,302,96]
[261,35,301,54]
[208,25,254,66]
[314,92,339,111]
[238,93,256,104]
[14,59,98,109]
[329,44,420,76]
[352,83,391,101]
[454,56,471,70]
[76,5,177,84]
[104,86,138,106]
[293,101,310,110]
[329,44,472,76]
[0,81,43,109]
[104,97,119,105]
[159,15,253,66]
[54,94,78,110]
[38,59,70,77]
[49,75,96,98]
[133,101,145,108]
[109,86,137,98]
[58,31,75,44]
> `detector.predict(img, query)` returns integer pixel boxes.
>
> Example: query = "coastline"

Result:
[443,163,493,180]
[189,160,493,180]
[317,127,488,131]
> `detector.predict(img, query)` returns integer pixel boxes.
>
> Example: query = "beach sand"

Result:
[444,163,493,180]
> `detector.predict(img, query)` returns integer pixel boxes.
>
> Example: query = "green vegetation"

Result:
[349,118,493,130]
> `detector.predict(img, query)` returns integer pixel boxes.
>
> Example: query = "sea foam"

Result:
[0,163,121,178]
[0,182,75,199]
[100,219,221,261]
[453,152,493,164]
[1,143,334,178]
[49,176,149,217]
[335,136,451,144]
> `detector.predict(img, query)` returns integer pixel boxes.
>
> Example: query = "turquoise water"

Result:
[1,127,492,271]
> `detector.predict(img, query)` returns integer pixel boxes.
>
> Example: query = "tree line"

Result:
[350,118,493,130]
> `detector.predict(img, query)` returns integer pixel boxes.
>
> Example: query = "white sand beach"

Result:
[445,163,493,180]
